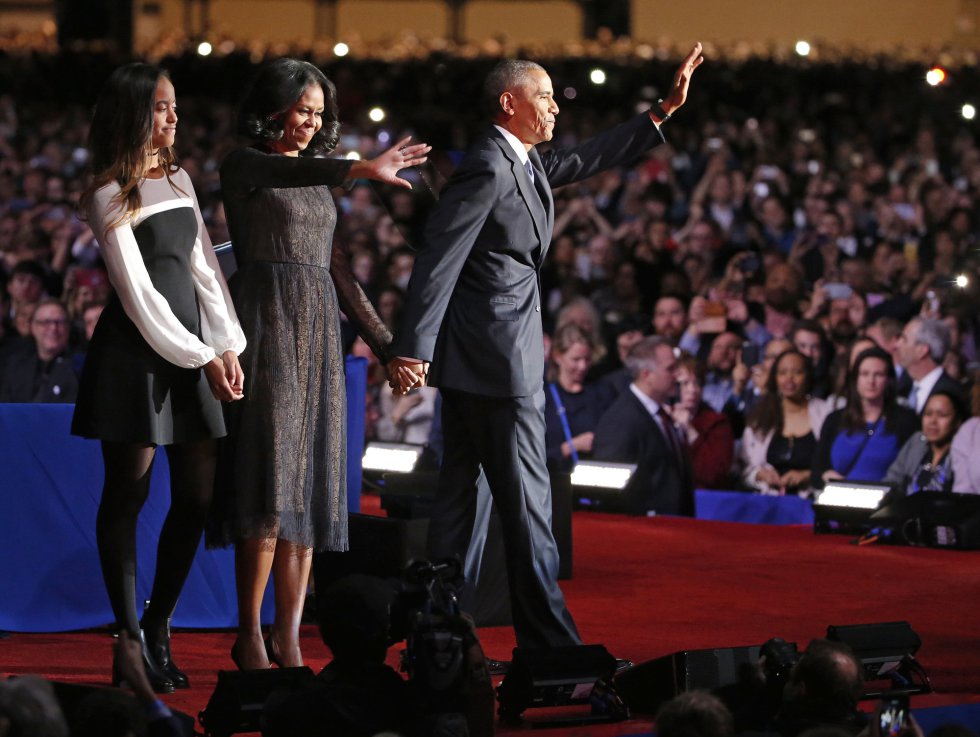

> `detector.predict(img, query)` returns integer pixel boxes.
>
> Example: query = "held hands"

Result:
[386,356,429,395]
[660,42,705,116]
[351,136,432,189]
[204,350,245,402]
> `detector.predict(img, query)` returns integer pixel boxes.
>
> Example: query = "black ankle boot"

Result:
[141,618,189,689]
[112,630,175,694]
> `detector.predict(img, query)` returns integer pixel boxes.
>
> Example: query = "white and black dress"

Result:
[72,168,246,445]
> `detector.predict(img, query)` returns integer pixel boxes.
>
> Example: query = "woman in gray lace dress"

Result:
[209,58,429,669]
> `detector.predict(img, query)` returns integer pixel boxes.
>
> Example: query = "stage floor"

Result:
[4,510,979,733]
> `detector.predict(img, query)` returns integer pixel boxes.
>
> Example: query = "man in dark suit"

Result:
[896,316,963,414]
[389,46,704,649]
[592,337,694,516]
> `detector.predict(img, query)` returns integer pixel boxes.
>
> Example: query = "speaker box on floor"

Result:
[199,667,314,737]
[496,644,618,724]
[614,645,764,714]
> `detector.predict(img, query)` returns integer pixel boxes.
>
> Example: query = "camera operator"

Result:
[261,567,494,737]
[774,639,866,737]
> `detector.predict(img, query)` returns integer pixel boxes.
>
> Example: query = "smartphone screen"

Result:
[879,695,909,737]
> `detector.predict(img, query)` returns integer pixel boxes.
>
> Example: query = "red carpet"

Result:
[3,505,979,734]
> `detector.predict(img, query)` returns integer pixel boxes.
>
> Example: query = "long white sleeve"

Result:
[89,172,244,369]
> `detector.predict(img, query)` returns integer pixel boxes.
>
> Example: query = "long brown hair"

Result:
[841,347,901,434]
[80,63,180,233]
[747,349,813,436]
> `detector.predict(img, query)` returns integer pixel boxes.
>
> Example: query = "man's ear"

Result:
[499,92,515,117]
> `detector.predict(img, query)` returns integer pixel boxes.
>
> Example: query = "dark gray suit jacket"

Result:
[392,114,664,397]
[592,389,694,516]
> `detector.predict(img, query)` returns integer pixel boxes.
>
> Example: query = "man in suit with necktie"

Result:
[592,336,695,516]
[388,45,704,649]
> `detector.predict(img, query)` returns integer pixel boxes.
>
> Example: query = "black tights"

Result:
[96,438,216,637]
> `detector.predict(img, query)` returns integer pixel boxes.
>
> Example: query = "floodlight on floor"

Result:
[812,480,891,535]
[570,461,636,490]
[362,441,423,473]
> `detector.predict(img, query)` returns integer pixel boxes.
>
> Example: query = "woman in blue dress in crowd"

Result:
[812,347,917,486]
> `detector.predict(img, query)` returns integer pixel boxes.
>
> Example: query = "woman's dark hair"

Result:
[238,58,340,155]
[747,349,813,436]
[924,389,969,429]
[80,63,179,231]
[842,347,900,434]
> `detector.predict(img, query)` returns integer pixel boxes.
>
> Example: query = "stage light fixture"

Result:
[816,482,888,510]
[963,104,976,120]
[368,107,386,123]
[813,481,891,535]
[570,461,635,490]
[197,41,213,57]
[362,442,423,473]
[345,151,362,161]
[955,273,969,288]
[590,68,607,85]
[795,40,811,57]
[333,42,350,57]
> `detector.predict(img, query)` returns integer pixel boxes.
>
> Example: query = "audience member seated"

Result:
[0,675,68,737]
[883,390,967,495]
[812,347,917,487]
[595,314,647,397]
[3,259,46,329]
[671,353,735,489]
[0,298,78,402]
[544,324,610,472]
[791,319,833,399]
[740,349,830,496]
[896,317,962,414]
[700,329,743,414]
[654,691,734,737]
[376,384,437,445]
[728,337,793,423]
[652,293,689,346]
[593,336,694,515]
[951,383,980,494]
[774,639,866,737]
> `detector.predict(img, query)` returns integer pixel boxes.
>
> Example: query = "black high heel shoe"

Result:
[112,630,176,694]
[265,636,285,668]
[141,618,189,689]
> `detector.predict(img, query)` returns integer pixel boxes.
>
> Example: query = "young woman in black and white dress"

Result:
[73,63,246,692]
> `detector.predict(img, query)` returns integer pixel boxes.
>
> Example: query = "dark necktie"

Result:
[657,407,684,465]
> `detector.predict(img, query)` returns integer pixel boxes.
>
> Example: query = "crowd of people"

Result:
[2,44,980,514]
[0,40,980,736]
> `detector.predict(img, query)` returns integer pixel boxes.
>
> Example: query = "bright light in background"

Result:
[955,274,970,288]
[963,104,977,120]
[589,68,606,85]
[795,40,811,57]
[333,42,349,57]
[196,41,212,56]
[368,107,386,123]
[345,151,361,160]
[563,86,577,100]
[377,130,391,145]
[925,67,947,86]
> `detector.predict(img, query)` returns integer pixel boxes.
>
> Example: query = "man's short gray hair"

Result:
[911,317,951,364]
[483,59,546,119]
[624,335,672,380]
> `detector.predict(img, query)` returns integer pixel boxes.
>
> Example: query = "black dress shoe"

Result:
[485,658,510,676]
[141,620,189,689]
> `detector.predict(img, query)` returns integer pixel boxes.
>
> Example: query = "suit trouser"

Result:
[427,387,581,649]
